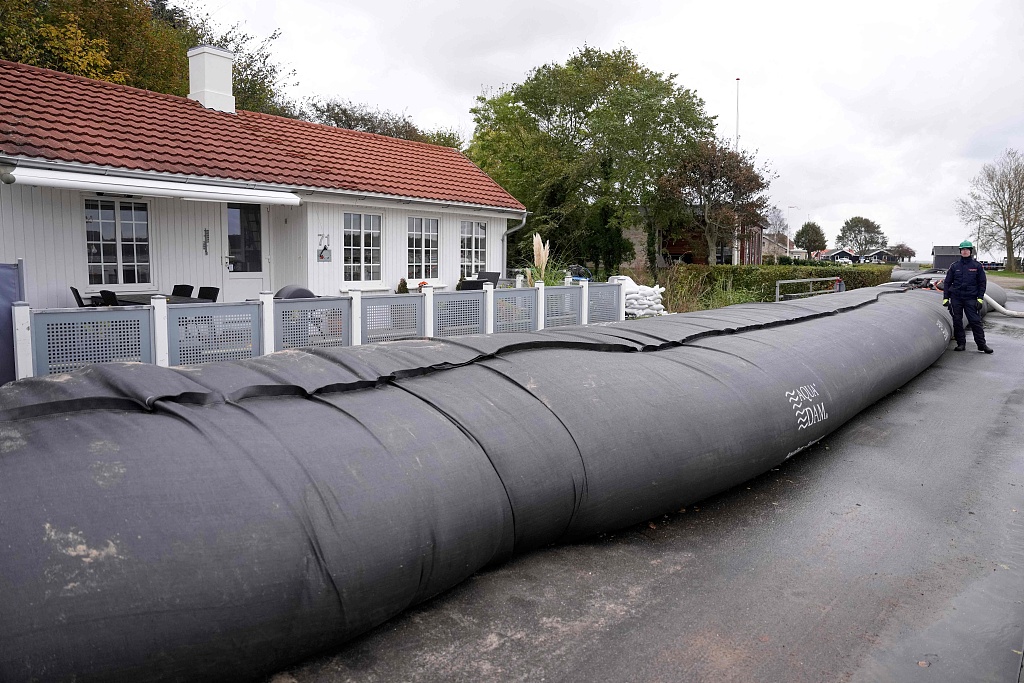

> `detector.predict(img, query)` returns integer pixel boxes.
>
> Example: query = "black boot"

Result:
[978,344,994,354]
[954,344,966,351]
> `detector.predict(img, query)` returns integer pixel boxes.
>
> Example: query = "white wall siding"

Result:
[302,199,515,294]
[0,183,80,308]
[269,204,306,290]
[150,196,224,296]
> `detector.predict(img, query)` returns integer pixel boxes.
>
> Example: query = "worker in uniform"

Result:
[942,240,993,353]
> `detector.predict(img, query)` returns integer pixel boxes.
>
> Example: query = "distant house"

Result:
[762,232,794,259]
[0,48,527,309]
[860,248,897,264]
[932,246,961,270]
[820,248,858,263]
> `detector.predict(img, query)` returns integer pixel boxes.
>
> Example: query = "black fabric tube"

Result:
[0,288,952,682]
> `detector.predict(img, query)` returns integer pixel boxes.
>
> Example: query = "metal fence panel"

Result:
[32,307,153,375]
[544,285,582,328]
[274,297,351,350]
[494,288,538,333]
[167,302,261,367]
[588,283,619,323]
[361,293,424,343]
[434,291,485,337]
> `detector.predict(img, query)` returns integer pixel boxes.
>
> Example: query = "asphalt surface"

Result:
[269,287,1024,683]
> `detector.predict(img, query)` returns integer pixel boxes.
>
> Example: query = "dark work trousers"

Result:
[949,298,987,346]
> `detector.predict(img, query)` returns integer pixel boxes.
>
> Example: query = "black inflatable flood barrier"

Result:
[0,288,953,682]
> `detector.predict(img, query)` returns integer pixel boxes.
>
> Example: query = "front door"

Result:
[223,203,269,301]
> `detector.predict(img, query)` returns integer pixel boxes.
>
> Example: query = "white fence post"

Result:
[483,282,495,334]
[349,290,362,346]
[12,302,33,379]
[515,274,524,289]
[536,281,545,331]
[422,285,434,337]
[564,276,572,286]
[580,280,589,326]
[151,295,169,367]
[259,291,275,355]
[617,282,626,321]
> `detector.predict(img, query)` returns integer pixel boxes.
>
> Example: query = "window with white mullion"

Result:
[460,220,486,278]
[343,212,382,281]
[85,198,151,286]
[408,217,439,280]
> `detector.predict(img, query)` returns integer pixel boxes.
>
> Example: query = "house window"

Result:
[85,199,150,285]
[343,212,382,281]
[460,221,486,278]
[227,204,262,272]
[408,217,439,279]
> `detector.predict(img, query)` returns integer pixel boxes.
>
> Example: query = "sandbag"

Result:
[0,288,952,682]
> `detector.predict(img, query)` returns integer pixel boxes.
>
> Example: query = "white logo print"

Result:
[786,383,828,430]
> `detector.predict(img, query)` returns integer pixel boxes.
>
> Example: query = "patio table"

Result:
[112,293,214,306]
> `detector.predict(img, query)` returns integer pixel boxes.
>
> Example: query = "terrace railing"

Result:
[11,281,625,379]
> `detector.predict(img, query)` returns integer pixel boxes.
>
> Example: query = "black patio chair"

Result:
[197,286,219,302]
[98,290,120,306]
[459,279,485,290]
[171,284,194,297]
[70,286,96,308]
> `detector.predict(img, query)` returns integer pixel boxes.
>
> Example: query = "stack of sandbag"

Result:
[610,275,666,317]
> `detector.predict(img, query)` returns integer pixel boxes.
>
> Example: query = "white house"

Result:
[0,48,527,309]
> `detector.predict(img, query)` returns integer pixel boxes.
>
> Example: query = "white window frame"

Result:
[460,220,487,278]
[342,212,383,283]
[407,216,439,281]
[83,196,157,292]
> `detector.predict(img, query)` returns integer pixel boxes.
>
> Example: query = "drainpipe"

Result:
[502,211,530,278]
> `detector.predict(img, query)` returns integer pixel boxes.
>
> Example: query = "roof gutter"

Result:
[502,211,531,278]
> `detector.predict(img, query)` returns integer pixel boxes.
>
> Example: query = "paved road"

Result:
[271,291,1024,683]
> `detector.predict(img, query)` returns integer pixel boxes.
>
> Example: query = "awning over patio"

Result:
[8,166,301,206]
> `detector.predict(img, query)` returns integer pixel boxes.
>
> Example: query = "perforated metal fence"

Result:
[588,283,620,323]
[31,307,153,375]
[362,293,424,343]
[275,297,351,350]
[167,302,261,367]
[544,286,583,328]
[495,288,538,333]
[435,291,485,337]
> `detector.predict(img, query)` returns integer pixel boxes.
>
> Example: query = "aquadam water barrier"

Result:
[0,288,953,682]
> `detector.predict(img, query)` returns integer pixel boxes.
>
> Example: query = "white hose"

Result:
[984,293,1024,317]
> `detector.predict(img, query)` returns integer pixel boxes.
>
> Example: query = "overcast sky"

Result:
[189,0,1024,260]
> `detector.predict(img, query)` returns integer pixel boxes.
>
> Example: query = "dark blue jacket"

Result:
[943,256,987,300]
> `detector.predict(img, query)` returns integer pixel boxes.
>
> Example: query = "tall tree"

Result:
[955,148,1024,273]
[656,138,772,265]
[890,242,916,261]
[468,46,714,274]
[794,221,827,258]
[836,216,887,254]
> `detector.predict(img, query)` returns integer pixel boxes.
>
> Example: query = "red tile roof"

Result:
[0,60,525,211]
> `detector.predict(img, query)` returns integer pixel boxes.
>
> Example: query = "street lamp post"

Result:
[787,205,799,255]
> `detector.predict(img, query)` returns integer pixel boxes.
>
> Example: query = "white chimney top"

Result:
[187,45,235,114]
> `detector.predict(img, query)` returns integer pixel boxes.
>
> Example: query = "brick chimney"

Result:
[187,45,235,113]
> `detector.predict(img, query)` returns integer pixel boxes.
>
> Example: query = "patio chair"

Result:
[70,286,97,308]
[98,290,120,306]
[197,286,219,302]
[171,284,194,297]
[460,279,485,290]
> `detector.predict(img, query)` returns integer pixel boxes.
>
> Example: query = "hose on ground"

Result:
[984,293,1024,317]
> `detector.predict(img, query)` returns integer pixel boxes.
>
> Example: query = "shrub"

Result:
[396,278,409,294]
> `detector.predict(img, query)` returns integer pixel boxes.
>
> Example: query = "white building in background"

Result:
[0,48,527,309]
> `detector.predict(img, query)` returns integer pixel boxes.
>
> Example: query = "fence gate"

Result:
[544,285,583,328]
[587,283,619,323]
[361,294,424,343]
[31,307,153,375]
[434,291,485,337]
[275,297,351,350]
[494,288,538,333]
[167,302,261,367]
